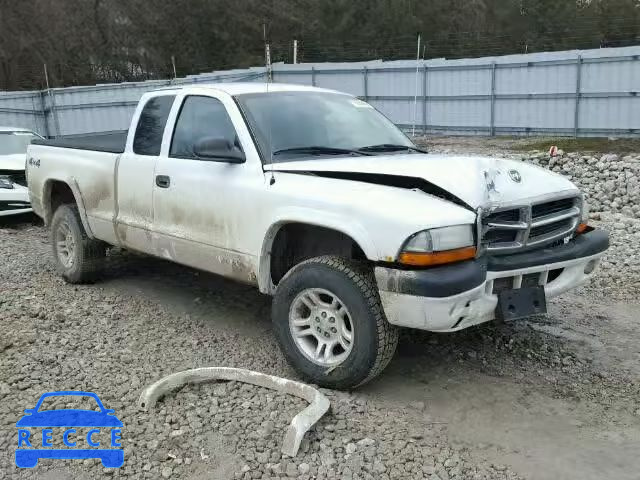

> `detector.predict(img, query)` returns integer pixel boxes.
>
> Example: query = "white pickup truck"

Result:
[27,83,609,389]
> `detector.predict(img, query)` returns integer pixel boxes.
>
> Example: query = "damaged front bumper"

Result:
[375,229,609,332]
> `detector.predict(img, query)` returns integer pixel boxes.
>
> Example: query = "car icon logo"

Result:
[15,391,123,468]
[508,169,522,183]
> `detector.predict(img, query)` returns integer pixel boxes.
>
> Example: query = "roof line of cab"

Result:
[149,82,345,97]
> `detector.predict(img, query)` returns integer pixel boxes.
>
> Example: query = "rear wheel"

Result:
[272,256,398,389]
[50,204,105,283]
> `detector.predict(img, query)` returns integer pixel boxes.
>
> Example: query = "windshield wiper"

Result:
[357,144,427,154]
[272,146,371,157]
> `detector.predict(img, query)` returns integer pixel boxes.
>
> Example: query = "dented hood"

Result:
[267,153,579,208]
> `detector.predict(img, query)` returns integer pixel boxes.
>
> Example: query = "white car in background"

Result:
[0,127,42,217]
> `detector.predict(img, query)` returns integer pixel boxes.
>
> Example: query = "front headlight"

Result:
[399,225,476,266]
[0,176,14,190]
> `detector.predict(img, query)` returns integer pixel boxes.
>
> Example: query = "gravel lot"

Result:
[1,147,639,480]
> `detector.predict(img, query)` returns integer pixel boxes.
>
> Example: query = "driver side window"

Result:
[170,96,238,159]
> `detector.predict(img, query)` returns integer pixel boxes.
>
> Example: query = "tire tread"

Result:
[50,204,105,283]
[278,255,398,388]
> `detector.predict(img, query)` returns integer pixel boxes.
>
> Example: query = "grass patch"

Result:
[511,137,640,155]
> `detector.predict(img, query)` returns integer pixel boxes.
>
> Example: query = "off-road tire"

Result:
[272,255,399,389]
[50,204,105,283]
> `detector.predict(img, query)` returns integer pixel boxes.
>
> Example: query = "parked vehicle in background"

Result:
[1,127,41,217]
[26,83,609,389]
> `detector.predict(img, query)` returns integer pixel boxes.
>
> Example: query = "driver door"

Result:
[151,93,262,283]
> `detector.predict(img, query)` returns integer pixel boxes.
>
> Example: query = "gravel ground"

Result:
[0,218,525,480]
[1,169,639,479]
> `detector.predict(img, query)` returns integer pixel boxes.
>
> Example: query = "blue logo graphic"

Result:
[15,391,123,468]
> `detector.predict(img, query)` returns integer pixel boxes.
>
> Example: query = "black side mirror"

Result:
[193,137,245,163]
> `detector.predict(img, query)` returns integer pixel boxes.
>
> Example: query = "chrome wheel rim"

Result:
[55,220,76,268]
[289,288,354,367]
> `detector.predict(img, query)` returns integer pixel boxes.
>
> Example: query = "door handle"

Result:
[156,175,170,188]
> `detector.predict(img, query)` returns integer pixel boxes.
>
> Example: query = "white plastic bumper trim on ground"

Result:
[378,252,605,332]
[138,367,330,457]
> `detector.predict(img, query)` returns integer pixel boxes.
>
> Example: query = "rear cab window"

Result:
[133,95,176,155]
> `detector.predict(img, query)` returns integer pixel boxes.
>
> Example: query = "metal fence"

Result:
[0,45,638,138]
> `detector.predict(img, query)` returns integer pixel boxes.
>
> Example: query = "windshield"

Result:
[0,131,39,155]
[235,91,415,163]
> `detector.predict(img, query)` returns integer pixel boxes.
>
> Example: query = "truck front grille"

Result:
[531,197,575,217]
[482,195,581,254]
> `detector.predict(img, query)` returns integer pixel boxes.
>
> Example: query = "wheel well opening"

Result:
[48,181,75,221]
[270,223,367,286]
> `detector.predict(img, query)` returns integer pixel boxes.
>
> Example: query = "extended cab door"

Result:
[151,91,265,284]
[114,93,175,252]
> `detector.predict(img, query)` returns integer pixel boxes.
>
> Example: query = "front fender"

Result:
[257,208,378,294]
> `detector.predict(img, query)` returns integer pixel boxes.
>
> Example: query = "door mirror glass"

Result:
[193,137,245,163]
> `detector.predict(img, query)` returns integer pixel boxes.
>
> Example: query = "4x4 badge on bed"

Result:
[15,391,123,468]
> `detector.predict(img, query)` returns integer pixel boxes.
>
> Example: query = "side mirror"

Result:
[193,137,245,164]
[24,409,35,415]
[104,408,115,415]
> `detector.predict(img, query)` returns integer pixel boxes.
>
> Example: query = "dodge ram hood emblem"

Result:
[508,169,522,183]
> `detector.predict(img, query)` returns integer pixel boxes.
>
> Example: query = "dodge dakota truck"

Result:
[26,83,609,389]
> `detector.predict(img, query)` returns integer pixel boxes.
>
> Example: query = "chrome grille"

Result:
[482,196,581,253]
[531,197,575,217]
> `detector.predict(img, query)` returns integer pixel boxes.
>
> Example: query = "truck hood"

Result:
[0,153,27,172]
[267,153,579,208]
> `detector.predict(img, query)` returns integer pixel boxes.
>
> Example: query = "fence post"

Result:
[422,64,427,135]
[311,66,316,86]
[574,55,583,138]
[43,64,61,138]
[171,55,177,80]
[265,44,272,83]
[37,90,50,138]
[363,66,368,101]
[489,61,497,137]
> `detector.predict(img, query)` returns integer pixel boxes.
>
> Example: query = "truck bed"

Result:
[32,131,127,154]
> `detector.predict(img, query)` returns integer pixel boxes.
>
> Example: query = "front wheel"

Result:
[272,256,398,389]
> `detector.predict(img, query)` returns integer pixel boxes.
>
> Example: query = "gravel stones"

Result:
[523,151,640,218]
[0,222,526,479]
[2,150,640,480]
